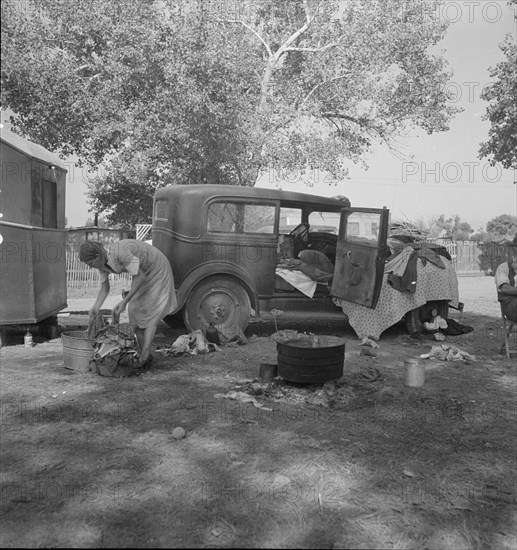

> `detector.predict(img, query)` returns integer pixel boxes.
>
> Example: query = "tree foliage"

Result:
[470,213,516,274]
[429,214,474,241]
[2,0,459,226]
[479,4,517,171]
[472,214,517,243]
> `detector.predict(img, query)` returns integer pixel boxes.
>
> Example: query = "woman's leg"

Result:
[136,324,158,362]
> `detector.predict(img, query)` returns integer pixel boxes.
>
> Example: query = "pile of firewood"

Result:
[389,218,429,239]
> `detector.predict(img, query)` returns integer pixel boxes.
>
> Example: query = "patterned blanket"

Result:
[333,258,459,339]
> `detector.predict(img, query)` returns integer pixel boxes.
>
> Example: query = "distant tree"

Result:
[472,214,517,275]
[479,6,517,171]
[477,241,509,275]
[429,215,474,241]
[471,214,517,243]
[486,214,517,239]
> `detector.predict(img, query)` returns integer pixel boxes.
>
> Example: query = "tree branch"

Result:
[284,35,346,53]
[218,19,272,57]
[281,21,311,51]
[302,73,350,105]
[321,112,366,125]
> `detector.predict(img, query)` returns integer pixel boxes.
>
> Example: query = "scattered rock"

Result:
[172,427,186,439]
[323,381,337,396]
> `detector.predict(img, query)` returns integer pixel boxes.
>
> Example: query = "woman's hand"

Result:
[112,300,127,318]
[88,305,100,318]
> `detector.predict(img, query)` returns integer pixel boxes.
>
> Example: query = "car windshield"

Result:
[308,211,340,234]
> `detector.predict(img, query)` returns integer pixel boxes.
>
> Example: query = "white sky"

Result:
[2,1,516,230]
[260,0,517,231]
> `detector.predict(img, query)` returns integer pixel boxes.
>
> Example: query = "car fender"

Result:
[173,261,258,314]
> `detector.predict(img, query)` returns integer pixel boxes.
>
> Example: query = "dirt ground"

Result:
[1,277,516,549]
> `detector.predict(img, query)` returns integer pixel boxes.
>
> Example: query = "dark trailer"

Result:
[0,130,67,331]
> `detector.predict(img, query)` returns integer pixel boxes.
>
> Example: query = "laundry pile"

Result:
[89,323,140,377]
[385,242,452,294]
[156,330,221,357]
[87,311,108,340]
[420,344,476,362]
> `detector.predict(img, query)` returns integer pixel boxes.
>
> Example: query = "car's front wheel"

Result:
[183,276,251,335]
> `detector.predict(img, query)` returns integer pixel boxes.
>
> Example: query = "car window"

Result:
[279,207,302,234]
[308,211,340,234]
[154,199,169,220]
[344,212,381,246]
[207,202,275,234]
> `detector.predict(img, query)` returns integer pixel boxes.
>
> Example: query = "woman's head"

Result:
[79,241,107,270]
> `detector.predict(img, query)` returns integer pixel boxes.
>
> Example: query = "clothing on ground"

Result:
[442,318,474,336]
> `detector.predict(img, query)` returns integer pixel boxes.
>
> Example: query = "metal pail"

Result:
[62,331,95,371]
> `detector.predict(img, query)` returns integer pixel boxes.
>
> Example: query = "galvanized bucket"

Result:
[62,331,95,371]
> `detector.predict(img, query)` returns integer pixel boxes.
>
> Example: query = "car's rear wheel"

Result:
[183,276,251,335]
[405,300,449,334]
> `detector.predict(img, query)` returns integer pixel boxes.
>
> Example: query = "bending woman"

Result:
[79,240,177,366]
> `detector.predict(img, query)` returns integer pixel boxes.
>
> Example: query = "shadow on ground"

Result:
[1,311,515,548]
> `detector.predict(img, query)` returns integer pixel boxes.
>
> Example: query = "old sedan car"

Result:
[151,184,390,333]
[151,185,458,338]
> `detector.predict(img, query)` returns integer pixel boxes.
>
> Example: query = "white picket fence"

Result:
[136,224,153,241]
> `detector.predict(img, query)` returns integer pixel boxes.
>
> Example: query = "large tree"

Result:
[2,0,459,226]
[472,214,517,243]
[479,1,517,171]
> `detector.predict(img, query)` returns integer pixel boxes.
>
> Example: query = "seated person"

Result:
[495,235,517,322]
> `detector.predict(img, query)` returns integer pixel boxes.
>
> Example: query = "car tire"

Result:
[183,276,251,334]
[405,300,449,335]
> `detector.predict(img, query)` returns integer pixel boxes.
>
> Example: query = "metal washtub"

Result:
[277,335,345,383]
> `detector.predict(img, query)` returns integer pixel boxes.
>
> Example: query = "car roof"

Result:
[155,184,350,210]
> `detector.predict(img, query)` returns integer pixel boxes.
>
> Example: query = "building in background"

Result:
[66,226,134,250]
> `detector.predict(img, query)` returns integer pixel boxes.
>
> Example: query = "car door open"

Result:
[331,207,389,309]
